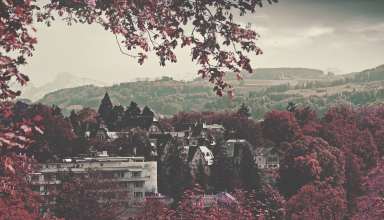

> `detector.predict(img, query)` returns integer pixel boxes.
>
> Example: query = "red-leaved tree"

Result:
[352,160,384,220]
[286,181,347,220]
[262,110,302,144]
[1,0,277,98]
[278,136,345,197]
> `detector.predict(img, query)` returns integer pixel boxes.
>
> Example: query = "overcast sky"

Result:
[22,0,384,86]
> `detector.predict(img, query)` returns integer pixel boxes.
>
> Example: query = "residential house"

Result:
[181,145,214,179]
[202,123,225,137]
[191,192,238,208]
[224,139,254,166]
[254,147,280,169]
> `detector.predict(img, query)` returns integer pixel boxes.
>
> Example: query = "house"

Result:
[223,139,257,172]
[185,145,214,166]
[94,127,130,142]
[191,192,238,208]
[93,121,131,142]
[180,145,214,179]
[202,123,224,134]
[254,147,280,169]
[148,123,162,135]
[224,139,248,157]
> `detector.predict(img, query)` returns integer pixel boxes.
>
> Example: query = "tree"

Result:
[166,147,193,202]
[111,105,125,130]
[237,103,251,118]
[234,186,286,219]
[139,186,259,220]
[77,107,98,137]
[286,102,297,112]
[211,141,237,192]
[278,136,345,197]
[263,110,302,144]
[141,106,155,129]
[97,92,114,129]
[0,155,44,220]
[124,101,141,128]
[286,182,347,220]
[356,105,384,155]
[294,106,322,136]
[139,198,174,219]
[52,171,125,220]
[321,106,379,170]
[344,151,364,215]
[26,104,77,161]
[239,146,262,191]
[352,160,384,220]
[0,0,277,99]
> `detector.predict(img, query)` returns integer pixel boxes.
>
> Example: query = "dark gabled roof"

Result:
[187,145,198,162]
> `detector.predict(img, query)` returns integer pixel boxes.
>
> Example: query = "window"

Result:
[145,192,155,196]
[45,174,56,182]
[134,192,143,198]
[115,172,125,178]
[132,171,141,178]
[31,175,40,182]
[134,181,144,188]
[268,156,278,163]
[31,185,40,192]
[42,185,48,193]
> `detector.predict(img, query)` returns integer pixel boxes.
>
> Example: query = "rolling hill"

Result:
[35,66,384,118]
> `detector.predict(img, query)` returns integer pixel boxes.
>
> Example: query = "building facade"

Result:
[29,153,158,208]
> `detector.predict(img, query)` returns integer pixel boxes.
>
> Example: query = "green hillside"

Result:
[37,66,384,118]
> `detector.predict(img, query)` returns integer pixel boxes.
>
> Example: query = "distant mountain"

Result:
[20,72,108,101]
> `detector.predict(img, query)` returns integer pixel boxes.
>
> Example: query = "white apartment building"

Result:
[29,152,158,207]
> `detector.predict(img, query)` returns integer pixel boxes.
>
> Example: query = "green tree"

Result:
[124,101,141,128]
[97,92,114,129]
[237,103,251,118]
[141,106,155,129]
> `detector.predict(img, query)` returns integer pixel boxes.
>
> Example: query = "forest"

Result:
[1,98,384,219]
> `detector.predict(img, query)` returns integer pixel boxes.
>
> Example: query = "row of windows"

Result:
[32,170,143,182]
[134,192,143,198]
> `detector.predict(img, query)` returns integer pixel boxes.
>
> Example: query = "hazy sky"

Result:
[22,0,384,86]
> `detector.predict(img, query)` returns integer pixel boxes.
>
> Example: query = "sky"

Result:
[21,0,384,86]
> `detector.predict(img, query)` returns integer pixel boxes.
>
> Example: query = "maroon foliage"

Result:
[263,110,302,144]
[234,186,286,220]
[357,105,384,155]
[0,155,45,220]
[278,136,345,197]
[321,106,379,170]
[294,107,322,136]
[286,182,347,220]
[344,151,364,215]
[26,104,77,161]
[352,160,384,220]
[1,0,276,99]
